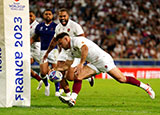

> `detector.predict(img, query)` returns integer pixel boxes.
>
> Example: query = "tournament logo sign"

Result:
[9,0,25,11]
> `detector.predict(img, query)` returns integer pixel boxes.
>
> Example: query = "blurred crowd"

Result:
[30,0,160,59]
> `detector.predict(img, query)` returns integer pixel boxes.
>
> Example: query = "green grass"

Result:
[0,79,160,115]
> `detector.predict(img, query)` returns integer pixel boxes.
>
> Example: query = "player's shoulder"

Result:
[51,21,57,26]
[55,22,62,31]
[37,22,45,27]
[69,19,80,26]
[55,22,61,28]
[30,20,38,26]
[34,20,39,25]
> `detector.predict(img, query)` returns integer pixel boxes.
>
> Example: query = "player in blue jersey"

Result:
[31,9,60,96]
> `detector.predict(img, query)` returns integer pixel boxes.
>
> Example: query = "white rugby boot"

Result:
[45,83,50,96]
[55,92,60,97]
[59,96,76,107]
[88,76,94,87]
[37,80,43,90]
[145,84,155,99]
[59,89,64,95]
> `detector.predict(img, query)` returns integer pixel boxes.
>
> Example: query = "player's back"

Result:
[71,36,107,63]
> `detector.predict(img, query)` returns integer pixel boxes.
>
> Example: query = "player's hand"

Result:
[48,68,54,75]
[74,63,83,77]
[43,53,48,63]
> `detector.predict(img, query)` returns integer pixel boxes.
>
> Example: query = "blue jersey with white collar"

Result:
[35,21,57,50]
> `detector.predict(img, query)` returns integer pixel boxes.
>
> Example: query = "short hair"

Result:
[43,9,53,15]
[29,10,35,14]
[58,8,69,15]
[55,32,69,41]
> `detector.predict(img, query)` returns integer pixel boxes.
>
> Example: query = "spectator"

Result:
[30,0,160,59]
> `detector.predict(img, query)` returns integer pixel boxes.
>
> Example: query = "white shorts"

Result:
[91,53,116,73]
[30,42,40,63]
[57,48,73,61]
[40,49,59,64]
[71,58,99,73]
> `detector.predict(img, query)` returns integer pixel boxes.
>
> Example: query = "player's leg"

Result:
[56,60,72,96]
[60,77,71,96]
[108,67,155,99]
[31,58,41,81]
[87,76,94,87]
[56,48,74,96]
[66,64,97,81]
[69,65,96,104]
[40,62,50,96]
[59,59,84,107]
[83,61,95,87]
[59,65,97,107]
[31,46,43,90]
[51,63,61,97]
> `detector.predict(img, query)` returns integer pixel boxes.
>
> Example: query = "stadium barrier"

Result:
[32,59,160,79]
[0,0,30,107]
[114,59,160,66]
[95,67,160,79]
[96,59,160,79]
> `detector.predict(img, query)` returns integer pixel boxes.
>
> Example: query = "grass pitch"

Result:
[0,79,160,115]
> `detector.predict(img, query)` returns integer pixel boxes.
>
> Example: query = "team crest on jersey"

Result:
[40,27,43,31]
[67,28,70,32]
[105,65,108,68]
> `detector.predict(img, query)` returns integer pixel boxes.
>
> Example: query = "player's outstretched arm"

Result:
[74,45,88,76]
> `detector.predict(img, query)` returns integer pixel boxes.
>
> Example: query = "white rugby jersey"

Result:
[70,36,107,64]
[30,20,39,37]
[54,19,84,37]
[30,20,40,49]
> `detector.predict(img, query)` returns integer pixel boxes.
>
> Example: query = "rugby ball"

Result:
[49,70,63,83]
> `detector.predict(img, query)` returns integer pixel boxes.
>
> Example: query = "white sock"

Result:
[140,82,149,90]
[40,74,48,79]
[71,92,78,100]
[88,77,91,82]
[66,92,71,97]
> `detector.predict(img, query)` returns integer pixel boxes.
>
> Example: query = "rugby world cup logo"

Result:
[9,0,25,11]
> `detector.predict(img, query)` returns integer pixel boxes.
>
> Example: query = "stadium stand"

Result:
[29,0,160,60]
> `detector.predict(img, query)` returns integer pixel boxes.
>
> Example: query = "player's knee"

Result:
[118,78,127,83]
[40,69,47,75]
[40,73,47,79]
[66,73,74,81]
[75,76,83,81]
[65,67,75,81]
